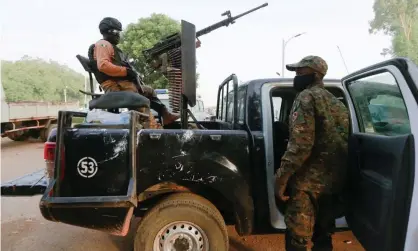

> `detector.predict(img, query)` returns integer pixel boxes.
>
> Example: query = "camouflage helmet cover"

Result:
[286,55,328,76]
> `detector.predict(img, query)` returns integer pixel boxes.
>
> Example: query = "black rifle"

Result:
[142,3,268,63]
[118,53,145,93]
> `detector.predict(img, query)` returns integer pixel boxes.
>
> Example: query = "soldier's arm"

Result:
[95,41,127,77]
[280,91,315,176]
[334,101,350,141]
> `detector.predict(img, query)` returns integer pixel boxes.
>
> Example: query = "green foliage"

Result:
[369,0,418,63]
[119,13,199,89]
[2,56,85,102]
[119,14,180,89]
[370,94,406,108]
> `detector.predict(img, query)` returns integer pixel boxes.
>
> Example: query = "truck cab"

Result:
[2,57,418,251]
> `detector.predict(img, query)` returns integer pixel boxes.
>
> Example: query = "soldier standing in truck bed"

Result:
[88,17,180,128]
[275,55,350,251]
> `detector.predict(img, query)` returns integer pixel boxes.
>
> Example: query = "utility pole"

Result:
[281,39,285,78]
[84,76,87,107]
[64,86,67,103]
[281,32,306,77]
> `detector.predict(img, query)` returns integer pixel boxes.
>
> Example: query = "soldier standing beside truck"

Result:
[89,17,180,128]
[275,56,350,251]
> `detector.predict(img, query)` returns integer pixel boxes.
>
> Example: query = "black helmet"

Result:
[99,17,122,35]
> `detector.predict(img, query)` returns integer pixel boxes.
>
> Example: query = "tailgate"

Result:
[39,110,138,236]
[60,127,131,197]
[1,169,48,196]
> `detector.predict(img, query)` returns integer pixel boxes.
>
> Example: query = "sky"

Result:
[0,0,392,107]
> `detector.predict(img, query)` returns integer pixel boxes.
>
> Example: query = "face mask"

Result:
[104,33,120,45]
[293,73,316,92]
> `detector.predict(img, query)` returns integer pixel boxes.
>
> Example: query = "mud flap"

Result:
[1,169,48,196]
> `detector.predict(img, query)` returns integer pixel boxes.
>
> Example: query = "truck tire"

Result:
[134,192,229,251]
[40,123,57,142]
[28,129,41,139]
[7,131,30,141]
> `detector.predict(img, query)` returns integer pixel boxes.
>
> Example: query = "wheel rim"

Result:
[153,221,209,251]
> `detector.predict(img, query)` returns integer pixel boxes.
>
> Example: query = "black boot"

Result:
[312,194,335,251]
[311,231,333,251]
[149,97,180,125]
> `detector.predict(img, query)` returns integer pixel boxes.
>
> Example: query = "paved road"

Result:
[1,138,364,251]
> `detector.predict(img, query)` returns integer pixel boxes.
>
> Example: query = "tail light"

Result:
[44,142,56,180]
[43,142,65,182]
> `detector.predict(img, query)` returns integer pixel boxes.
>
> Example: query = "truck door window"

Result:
[220,91,230,120]
[223,87,246,124]
[216,75,244,125]
[347,71,411,136]
[237,88,246,124]
[225,93,234,123]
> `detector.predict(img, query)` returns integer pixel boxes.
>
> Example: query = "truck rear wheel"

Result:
[7,131,30,141]
[40,123,57,142]
[134,192,229,251]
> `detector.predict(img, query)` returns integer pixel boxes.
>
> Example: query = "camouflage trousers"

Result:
[101,81,162,129]
[284,189,336,251]
[101,81,157,97]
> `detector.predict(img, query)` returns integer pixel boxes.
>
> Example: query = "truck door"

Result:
[342,58,418,251]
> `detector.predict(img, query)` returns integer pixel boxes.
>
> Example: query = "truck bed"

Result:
[1,101,79,122]
[58,122,251,198]
[36,111,253,235]
[136,128,251,192]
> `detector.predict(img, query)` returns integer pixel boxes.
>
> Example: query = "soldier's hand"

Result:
[141,85,155,97]
[275,172,291,202]
[126,68,137,80]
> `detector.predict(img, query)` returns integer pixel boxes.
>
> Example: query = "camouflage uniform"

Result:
[279,56,349,251]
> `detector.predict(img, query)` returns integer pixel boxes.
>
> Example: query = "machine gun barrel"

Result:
[196,3,268,37]
[142,2,268,62]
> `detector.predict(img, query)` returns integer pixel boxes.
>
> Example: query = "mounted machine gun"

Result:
[142,3,268,63]
[142,3,269,128]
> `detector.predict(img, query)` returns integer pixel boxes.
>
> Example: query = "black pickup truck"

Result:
[2,57,418,251]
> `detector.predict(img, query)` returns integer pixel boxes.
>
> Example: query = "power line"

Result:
[337,45,349,74]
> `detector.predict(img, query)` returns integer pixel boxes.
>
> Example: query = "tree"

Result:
[119,13,199,89]
[2,57,85,103]
[369,0,418,64]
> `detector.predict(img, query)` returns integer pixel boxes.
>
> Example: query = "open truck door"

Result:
[342,57,418,251]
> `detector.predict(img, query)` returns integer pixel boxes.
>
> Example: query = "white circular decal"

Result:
[77,157,98,178]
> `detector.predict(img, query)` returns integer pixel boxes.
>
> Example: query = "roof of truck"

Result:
[239,77,342,88]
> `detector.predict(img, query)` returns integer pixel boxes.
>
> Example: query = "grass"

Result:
[72,117,85,124]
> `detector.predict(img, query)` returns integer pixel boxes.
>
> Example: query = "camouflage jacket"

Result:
[280,80,349,194]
